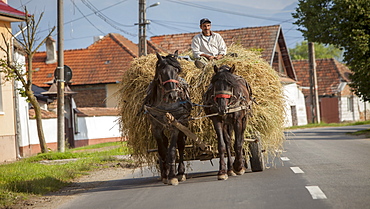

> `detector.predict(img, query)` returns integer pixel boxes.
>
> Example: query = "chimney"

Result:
[93,36,104,43]
[45,36,57,64]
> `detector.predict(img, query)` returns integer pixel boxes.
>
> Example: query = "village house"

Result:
[0,1,26,162]
[150,25,308,126]
[293,58,370,123]
[18,33,162,156]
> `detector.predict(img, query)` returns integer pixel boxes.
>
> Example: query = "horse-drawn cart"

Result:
[118,45,286,184]
[145,109,265,174]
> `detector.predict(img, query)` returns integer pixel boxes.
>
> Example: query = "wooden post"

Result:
[308,42,321,123]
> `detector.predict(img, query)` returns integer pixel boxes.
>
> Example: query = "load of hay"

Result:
[118,45,286,167]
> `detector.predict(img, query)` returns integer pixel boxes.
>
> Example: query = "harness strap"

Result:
[214,94,232,101]
[162,79,179,85]
[214,90,233,101]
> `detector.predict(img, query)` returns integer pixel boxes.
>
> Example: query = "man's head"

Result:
[199,18,212,36]
[200,18,211,25]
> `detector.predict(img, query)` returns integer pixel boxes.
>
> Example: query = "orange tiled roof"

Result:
[29,108,57,119]
[293,58,352,96]
[76,107,118,117]
[32,33,139,87]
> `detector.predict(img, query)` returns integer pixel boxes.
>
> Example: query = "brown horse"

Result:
[203,64,252,180]
[143,51,192,185]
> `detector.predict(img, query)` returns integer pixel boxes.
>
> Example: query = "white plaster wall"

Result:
[340,96,360,122]
[283,83,308,127]
[74,116,120,140]
[24,116,120,146]
[26,118,57,145]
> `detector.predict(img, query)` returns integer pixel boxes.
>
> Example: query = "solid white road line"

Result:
[280,157,290,161]
[290,167,304,174]
[305,186,327,199]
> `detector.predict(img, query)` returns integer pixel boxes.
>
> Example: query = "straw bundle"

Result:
[118,45,285,167]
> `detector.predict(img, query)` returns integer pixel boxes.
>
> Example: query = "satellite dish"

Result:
[54,65,73,83]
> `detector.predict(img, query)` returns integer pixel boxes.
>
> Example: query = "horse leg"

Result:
[176,131,186,182]
[233,116,247,175]
[225,124,236,177]
[212,119,228,180]
[153,128,169,183]
[167,129,180,185]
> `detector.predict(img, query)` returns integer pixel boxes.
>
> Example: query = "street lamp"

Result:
[138,1,160,56]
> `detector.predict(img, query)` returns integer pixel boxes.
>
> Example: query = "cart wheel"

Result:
[248,140,264,172]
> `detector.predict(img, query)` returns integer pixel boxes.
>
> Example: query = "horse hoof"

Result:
[217,174,228,180]
[227,170,237,177]
[162,178,168,184]
[234,168,246,175]
[178,174,186,182]
[168,178,179,185]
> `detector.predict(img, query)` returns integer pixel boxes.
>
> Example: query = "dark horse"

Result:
[143,51,192,185]
[203,64,252,180]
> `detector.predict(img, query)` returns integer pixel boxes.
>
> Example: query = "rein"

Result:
[190,104,250,120]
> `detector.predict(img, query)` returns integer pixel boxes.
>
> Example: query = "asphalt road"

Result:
[58,125,370,209]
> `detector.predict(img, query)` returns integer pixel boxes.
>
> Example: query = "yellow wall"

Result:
[0,20,17,162]
[106,83,120,108]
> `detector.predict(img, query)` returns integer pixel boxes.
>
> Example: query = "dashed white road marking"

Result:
[290,167,304,174]
[305,186,327,199]
[280,157,290,161]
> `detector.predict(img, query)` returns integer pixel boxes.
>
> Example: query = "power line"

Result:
[36,0,130,35]
[15,0,34,10]
[81,0,136,37]
[82,0,134,27]
[150,20,195,33]
[164,0,294,23]
[71,0,105,34]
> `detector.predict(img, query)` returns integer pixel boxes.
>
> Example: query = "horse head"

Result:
[155,50,182,103]
[212,64,236,115]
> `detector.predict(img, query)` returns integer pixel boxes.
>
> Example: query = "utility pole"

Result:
[138,1,159,56]
[138,0,146,56]
[57,0,65,152]
[308,42,321,123]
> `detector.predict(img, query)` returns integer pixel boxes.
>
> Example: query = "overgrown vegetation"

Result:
[0,142,131,208]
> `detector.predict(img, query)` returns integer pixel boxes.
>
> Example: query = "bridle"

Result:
[157,68,182,99]
[213,90,233,102]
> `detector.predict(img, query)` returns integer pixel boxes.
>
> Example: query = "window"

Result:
[347,96,354,112]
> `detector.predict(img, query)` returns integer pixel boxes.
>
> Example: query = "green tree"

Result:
[292,0,370,101]
[289,41,343,60]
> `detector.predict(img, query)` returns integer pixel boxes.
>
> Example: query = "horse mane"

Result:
[211,65,239,89]
[204,65,250,105]
[155,53,182,74]
[144,53,185,106]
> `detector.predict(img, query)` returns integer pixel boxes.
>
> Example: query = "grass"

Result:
[286,120,370,130]
[286,120,370,138]
[348,129,370,137]
[0,141,132,208]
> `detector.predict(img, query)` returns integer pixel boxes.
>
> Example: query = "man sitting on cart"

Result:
[191,18,227,69]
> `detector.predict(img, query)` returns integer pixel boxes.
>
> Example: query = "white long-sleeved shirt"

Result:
[191,32,227,59]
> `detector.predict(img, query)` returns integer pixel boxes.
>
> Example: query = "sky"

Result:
[8,0,304,51]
